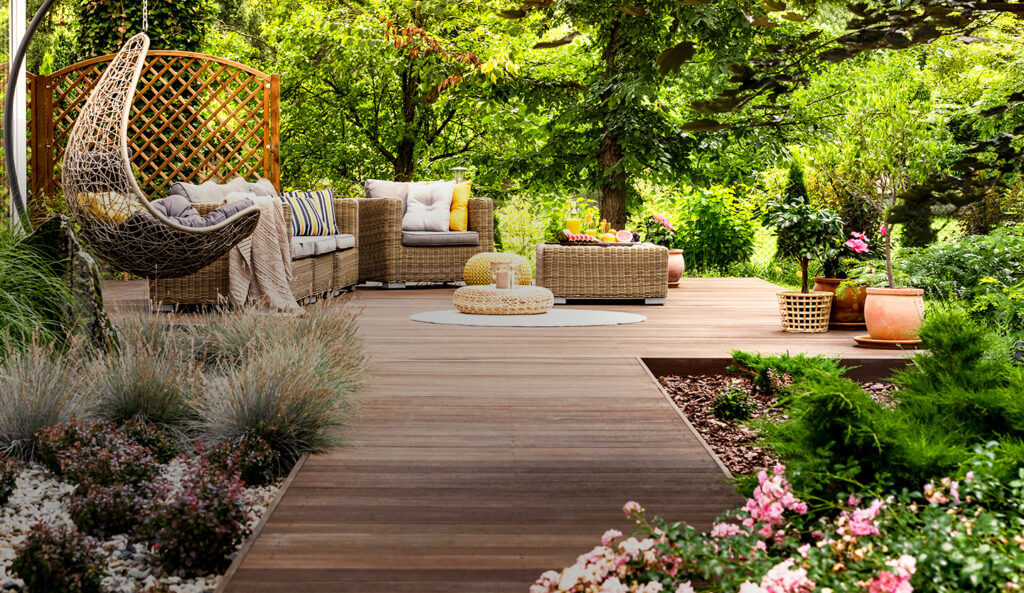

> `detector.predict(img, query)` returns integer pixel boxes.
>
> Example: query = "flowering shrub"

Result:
[532,454,1024,593]
[143,457,250,575]
[204,430,282,487]
[123,415,181,463]
[1,451,21,505]
[68,479,162,538]
[633,213,677,248]
[57,429,159,490]
[35,418,111,475]
[11,523,104,593]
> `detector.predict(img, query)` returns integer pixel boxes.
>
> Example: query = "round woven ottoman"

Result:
[453,285,554,315]
[463,252,533,286]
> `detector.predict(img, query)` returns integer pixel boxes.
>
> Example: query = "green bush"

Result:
[729,351,844,396]
[900,225,1024,300]
[711,387,756,421]
[122,416,182,463]
[0,342,92,461]
[676,186,757,272]
[12,523,104,593]
[755,309,1024,500]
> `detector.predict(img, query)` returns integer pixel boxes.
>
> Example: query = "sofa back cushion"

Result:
[281,189,339,236]
[365,179,411,213]
[402,182,454,232]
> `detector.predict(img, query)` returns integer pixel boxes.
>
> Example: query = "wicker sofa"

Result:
[149,199,359,306]
[358,195,494,286]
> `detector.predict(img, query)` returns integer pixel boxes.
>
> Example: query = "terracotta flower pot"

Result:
[813,277,867,326]
[667,249,686,288]
[864,288,924,341]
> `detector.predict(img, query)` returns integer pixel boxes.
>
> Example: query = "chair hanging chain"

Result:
[142,0,149,32]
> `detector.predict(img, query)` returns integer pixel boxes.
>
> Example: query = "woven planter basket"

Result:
[777,291,834,333]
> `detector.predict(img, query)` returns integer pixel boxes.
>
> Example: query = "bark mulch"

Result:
[659,374,895,477]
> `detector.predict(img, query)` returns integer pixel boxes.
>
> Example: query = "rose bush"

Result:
[532,450,1024,593]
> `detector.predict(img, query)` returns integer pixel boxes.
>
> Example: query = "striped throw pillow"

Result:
[280,190,339,236]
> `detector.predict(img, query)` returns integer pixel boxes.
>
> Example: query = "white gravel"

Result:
[0,460,278,593]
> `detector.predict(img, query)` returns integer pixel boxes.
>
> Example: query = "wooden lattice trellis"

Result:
[27,51,279,212]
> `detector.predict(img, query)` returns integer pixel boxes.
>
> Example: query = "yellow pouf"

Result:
[463,252,533,286]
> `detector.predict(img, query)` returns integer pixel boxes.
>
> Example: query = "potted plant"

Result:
[813,231,872,328]
[635,213,685,287]
[763,197,844,333]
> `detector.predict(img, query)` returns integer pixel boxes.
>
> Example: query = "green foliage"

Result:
[122,416,182,463]
[676,186,756,272]
[775,162,810,259]
[631,213,677,248]
[76,0,212,58]
[0,229,77,355]
[900,225,1024,299]
[755,309,1024,500]
[494,196,547,263]
[729,351,844,397]
[12,524,104,593]
[763,193,843,292]
[711,387,756,422]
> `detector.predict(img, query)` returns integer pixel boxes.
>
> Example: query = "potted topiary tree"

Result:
[764,195,844,333]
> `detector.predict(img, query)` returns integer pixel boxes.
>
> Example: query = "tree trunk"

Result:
[597,20,627,229]
[393,65,419,182]
[599,132,627,229]
[800,257,810,293]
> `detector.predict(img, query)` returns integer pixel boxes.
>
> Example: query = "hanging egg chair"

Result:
[4,2,260,279]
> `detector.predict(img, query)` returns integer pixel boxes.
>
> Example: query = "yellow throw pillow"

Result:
[81,192,139,225]
[449,181,471,232]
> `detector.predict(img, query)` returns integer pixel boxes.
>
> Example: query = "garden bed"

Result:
[645,357,907,476]
[0,450,281,593]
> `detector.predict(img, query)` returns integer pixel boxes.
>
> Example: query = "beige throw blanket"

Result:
[227,195,303,314]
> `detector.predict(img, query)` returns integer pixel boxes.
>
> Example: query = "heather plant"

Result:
[143,458,250,575]
[0,342,92,461]
[531,453,1024,593]
[68,479,162,538]
[204,430,282,486]
[11,523,104,593]
[35,418,111,475]
[0,451,22,505]
[711,387,756,422]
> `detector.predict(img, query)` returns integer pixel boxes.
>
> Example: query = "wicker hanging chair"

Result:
[62,33,261,279]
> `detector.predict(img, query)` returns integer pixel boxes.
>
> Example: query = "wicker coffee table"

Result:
[535,243,668,304]
[453,285,555,315]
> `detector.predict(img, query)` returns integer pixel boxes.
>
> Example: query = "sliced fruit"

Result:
[600,232,618,243]
[616,229,634,243]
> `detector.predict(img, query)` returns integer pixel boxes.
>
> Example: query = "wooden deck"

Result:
[105,278,902,593]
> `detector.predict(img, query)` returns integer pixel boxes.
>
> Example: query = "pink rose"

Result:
[623,501,643,515]
[602,529,623,546]
[846,238,870,253]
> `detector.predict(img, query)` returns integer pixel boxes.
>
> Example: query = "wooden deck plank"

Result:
[103,277,900,593]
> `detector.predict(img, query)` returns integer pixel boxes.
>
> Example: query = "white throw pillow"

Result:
[402,181,455,232]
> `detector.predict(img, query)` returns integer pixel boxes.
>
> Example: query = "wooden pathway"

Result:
[105,278,901,593]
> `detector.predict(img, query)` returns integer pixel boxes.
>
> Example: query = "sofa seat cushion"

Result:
[402,230,480,247]
[335,234,356,251]
[291,236,337,260]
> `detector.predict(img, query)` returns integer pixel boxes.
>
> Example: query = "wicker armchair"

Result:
[357,197,494,286]
[150,199,359,306]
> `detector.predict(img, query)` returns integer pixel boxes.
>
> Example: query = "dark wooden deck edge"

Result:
[215,454,310,593]
[642,356,911,383]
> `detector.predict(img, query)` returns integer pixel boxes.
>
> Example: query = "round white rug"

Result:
[410,309,646,327]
